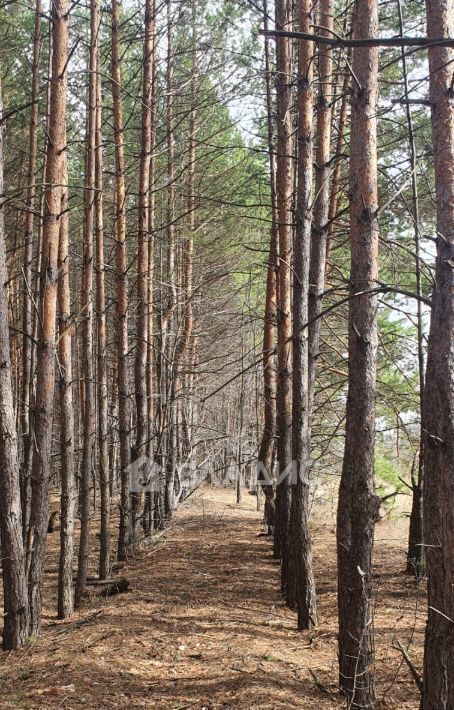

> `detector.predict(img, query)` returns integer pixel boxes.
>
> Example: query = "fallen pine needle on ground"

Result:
[0,487,425,709]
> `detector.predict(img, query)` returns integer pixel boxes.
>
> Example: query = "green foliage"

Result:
[375,451,403,490]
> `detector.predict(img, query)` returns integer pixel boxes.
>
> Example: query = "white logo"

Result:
[126,455,163,493]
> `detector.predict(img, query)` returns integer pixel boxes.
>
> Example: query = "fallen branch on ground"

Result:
[391,639,423,692]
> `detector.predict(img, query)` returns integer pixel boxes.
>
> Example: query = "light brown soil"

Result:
[0,487,425,708]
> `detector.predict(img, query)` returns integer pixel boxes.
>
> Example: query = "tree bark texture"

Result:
[422,1,454,707]
[336,1,380,705]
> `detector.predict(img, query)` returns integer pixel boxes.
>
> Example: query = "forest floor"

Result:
[0,487,425,709]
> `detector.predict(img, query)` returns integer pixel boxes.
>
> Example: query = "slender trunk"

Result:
[135,0,155,458]
[145,218,155,531]
[96,28,110,579]
[273,0,293,570]
[26,0,69,637]
[146,41,156,460]
[21,0,42,535]
[325,51,350,273]
[173,2,197,481]
[112,0,131,561]
[174,14,196,382]
[145,5,157,533]
[164,0,177,520]
[57,151,75,619]
[308,0,333,415]
[336,0,380,704]
[132,0,155,545]
[109,367,118,497]
[288,0,317,628]
[75,0,99,605]
[155,244,166,527]
[422,2,454,707]
[0,78,29,650]
[26,37,52,542]
[258,0,277,532]
[237,339,245,505]
[9,160,25,425]
[396,0,425,578]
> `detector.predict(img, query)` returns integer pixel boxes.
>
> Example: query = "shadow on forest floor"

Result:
[0,487,425,708]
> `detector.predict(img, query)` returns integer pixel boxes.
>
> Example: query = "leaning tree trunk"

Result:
[0,78,29,650]
[27,0,69,637]
[273,0,293,576]
[421,2,454,707]
[288,0,317,629]
[57,151,75,619]
[111,0,131,561]
[336,0,380,705]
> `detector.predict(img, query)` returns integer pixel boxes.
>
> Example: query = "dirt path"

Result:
[0,488,424,708]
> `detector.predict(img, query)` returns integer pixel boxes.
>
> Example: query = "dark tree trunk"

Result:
[421,2,454,707]
[289,0,317,629]
[407,454,423,576]
[75,0,99,607]
[326,49,350,275]
[308,0,333,415]
[95,13,110,579]
[27,0,70,636]
[111,0,131,561]
[257,0,277,532]
[396,0,426,579]
[131,0,156,546]
[273,0,293,578]
[57,152,75,619]
[163,0,177,521]
[0,78,29,650]
[145,0,157,533]
[336,0,380,705]
[21,0,41,536]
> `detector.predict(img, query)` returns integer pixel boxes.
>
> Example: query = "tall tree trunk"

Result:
[163,0,177,520]
[288,0,317,629]
[325,50,350,274]
[21,0,42,536]
[112,0,131,561]
[273,0,293,572]
[308,0,333,415]
[132,0,155,545]
[173,0,197,486]
[145,1,157,533]
[0,78,29,650]
[257,0,277,533]
[146,84,156,459]
[27,34,53,541]
[57,151,75,619]
[96,26,110,579]
[26,0,69,637]
[422,2,454,707]
[75,0,99,605]
[396,0,425,578]
[336,0,380,704]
